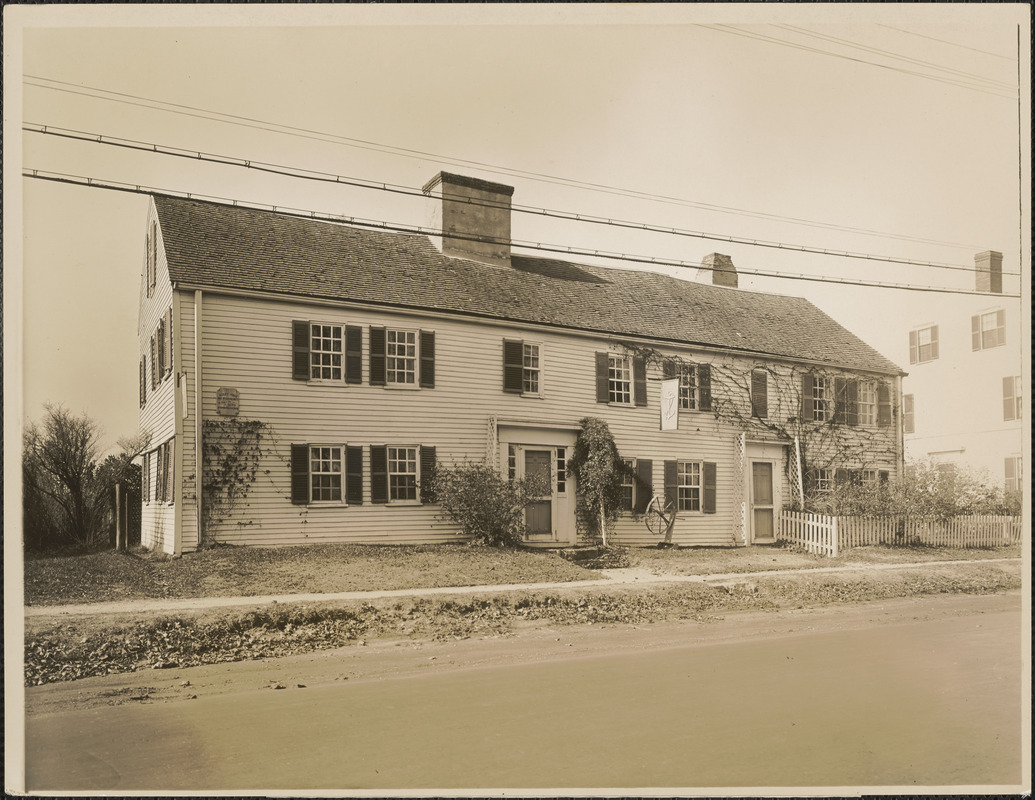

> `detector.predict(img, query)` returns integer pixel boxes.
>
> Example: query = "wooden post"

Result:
[115,483,123,552]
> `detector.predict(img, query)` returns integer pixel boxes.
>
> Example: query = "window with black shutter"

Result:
[698,364,712,411]
[290,444,309,505]
[419,446,437,503]
[633,357,647,407]
[369,327,387,386]
[346,445,364,504]
[345,326,363,384]
[503,340,525,393]
[702,462,716,514]
[634,459,653,514]
[877,383,892,427]
[370,445,389,503]
[419,331,435,388]
[291,321,310,381]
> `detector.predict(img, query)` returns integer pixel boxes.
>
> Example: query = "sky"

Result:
[4,4,1029,455]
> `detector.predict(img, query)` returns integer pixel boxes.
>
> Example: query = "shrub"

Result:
[431,461,549,547]
[567,417,629,547]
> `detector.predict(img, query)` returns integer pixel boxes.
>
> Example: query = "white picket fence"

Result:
[779,511,1023,557]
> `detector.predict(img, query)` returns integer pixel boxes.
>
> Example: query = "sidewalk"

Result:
[24,557,1021,618]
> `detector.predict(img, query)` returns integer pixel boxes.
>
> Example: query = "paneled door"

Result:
[751,461,775,543]
[523,449,554,539]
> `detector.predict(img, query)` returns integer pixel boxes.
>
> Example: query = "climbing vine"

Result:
[201,418,280,540]
[622,344,900,512]
[567,417,630,547]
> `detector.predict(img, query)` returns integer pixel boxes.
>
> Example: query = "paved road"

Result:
[25,601,1023,792]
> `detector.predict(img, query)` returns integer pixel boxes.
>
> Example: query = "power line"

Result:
[703,24,1016,99]
[22,74,988,250]
[22,168,1020,299]
[877,24,1017,61]
[776,24,1015,90]
[24,122,1018,278]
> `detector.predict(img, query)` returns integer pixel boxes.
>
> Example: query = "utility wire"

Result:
[23,122,1017,278]
[877,24,1017,61]
[22,168,1020,299]
[776,24,1015,89]
[22,74,988,250]
[703,24,1016,99]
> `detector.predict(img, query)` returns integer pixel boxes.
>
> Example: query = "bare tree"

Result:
[23,404,104,548]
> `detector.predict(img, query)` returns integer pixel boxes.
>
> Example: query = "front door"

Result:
[523,449,554,540]
[751,461,775,543]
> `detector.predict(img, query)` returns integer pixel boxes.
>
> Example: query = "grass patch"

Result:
[25,561,1021,686]
[23,544,595,607]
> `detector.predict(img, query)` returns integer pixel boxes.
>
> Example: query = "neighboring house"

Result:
[138,171,904,554]
[901,251,1024,493]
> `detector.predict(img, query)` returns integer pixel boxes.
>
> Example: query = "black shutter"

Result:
[634,459,653,514]
[150,335,157,390]
[834,468,849,486]
[662,360,676,379]
[698,364,712,411]
[370,446,389,504]
[703,462,717,514]
[595,352,610,403]
[345,326,363,385]
[166,307,173,376]
[291,444,309,505]
[346,445,364,505]
[139,358,146,406]
[633,357,647,407]
[167,439,175,503]
[664,460,678,510]
[292,321,310,381]
[369,327,386,386]
[419,331,435,388]
[801,374,814,421]
[846,379,858,426]
[834,377,847,424]
[751,370,768,418]
[503,340,525,393]
[930,325,939,359]
[910,329,919,362]
[877,382,892,427]
[419,446,437,504]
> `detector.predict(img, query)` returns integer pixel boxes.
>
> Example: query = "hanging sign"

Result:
[660,378,679,431]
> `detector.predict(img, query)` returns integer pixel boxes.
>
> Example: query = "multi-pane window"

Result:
[523,344,541,395]
[857,381,877,426]
[556,448,567,493]
[620,459,634,511]
[508,444,516,482]
[677,462,701,512]
[815,469,833,494]
[1005,456,1022,493]
[973,310,1006,351]
[909,325,939,364]
[678,365,697,410]
[386,329,417,385]
[812,377,831,422]
[388,446,418,501]
[861,469,878,485]
[903,394,915,434]
[310,446,343,502]
[608,354,632,404]
[310,324,343,380]
[1003,376,1021,422]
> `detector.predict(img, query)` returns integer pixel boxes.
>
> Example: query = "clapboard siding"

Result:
[176,289,198,551]
[138,200,178,552]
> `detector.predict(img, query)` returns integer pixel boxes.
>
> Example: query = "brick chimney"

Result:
[697,252,738,288]
[422,172,514,267]
[974,250,1003,294]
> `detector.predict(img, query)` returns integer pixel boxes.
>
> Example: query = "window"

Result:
[678,365,697,410]
[1003,376,1022,421]
[503,340,542,396]
[973,310,1006,351]
[815,469,833,494]
[291,444,363,505]
[861,469,878,485]
[310,446,343,502]
[556,448,567,494]
[608,354,632,404]
[661,360,713,412]
[388,446,418,501]
[857,381,877,426]
[310,324,343,381]
[620,459,634,511]
[386,329,417,385]
[676,462,702,512]
[903,394,915,434]
[909,325,939,364]
[1005,456,1022,492]
[812,377,831,421]
[508,444,516,482]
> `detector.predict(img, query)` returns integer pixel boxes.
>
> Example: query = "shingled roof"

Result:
[154,195,902,375]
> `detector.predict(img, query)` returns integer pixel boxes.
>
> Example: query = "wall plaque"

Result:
[217,387,240,417]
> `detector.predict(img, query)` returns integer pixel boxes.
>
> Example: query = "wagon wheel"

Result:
[644,495,676,537]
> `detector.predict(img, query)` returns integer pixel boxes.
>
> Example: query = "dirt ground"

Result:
[23,588,1023,717]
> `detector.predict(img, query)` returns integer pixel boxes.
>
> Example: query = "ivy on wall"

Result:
[201,418,279,540]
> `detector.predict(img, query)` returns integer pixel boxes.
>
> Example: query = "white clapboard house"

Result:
[138,172,904,554]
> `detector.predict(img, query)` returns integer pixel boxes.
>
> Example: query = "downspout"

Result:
[172,290,184,556]
[194,290,204,546]
[895,375,905,477]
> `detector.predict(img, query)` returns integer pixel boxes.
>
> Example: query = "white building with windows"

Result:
[137,171,904,554]
[901,251,1024,494]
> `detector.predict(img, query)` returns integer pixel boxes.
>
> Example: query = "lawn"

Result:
[23,544,596,607]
